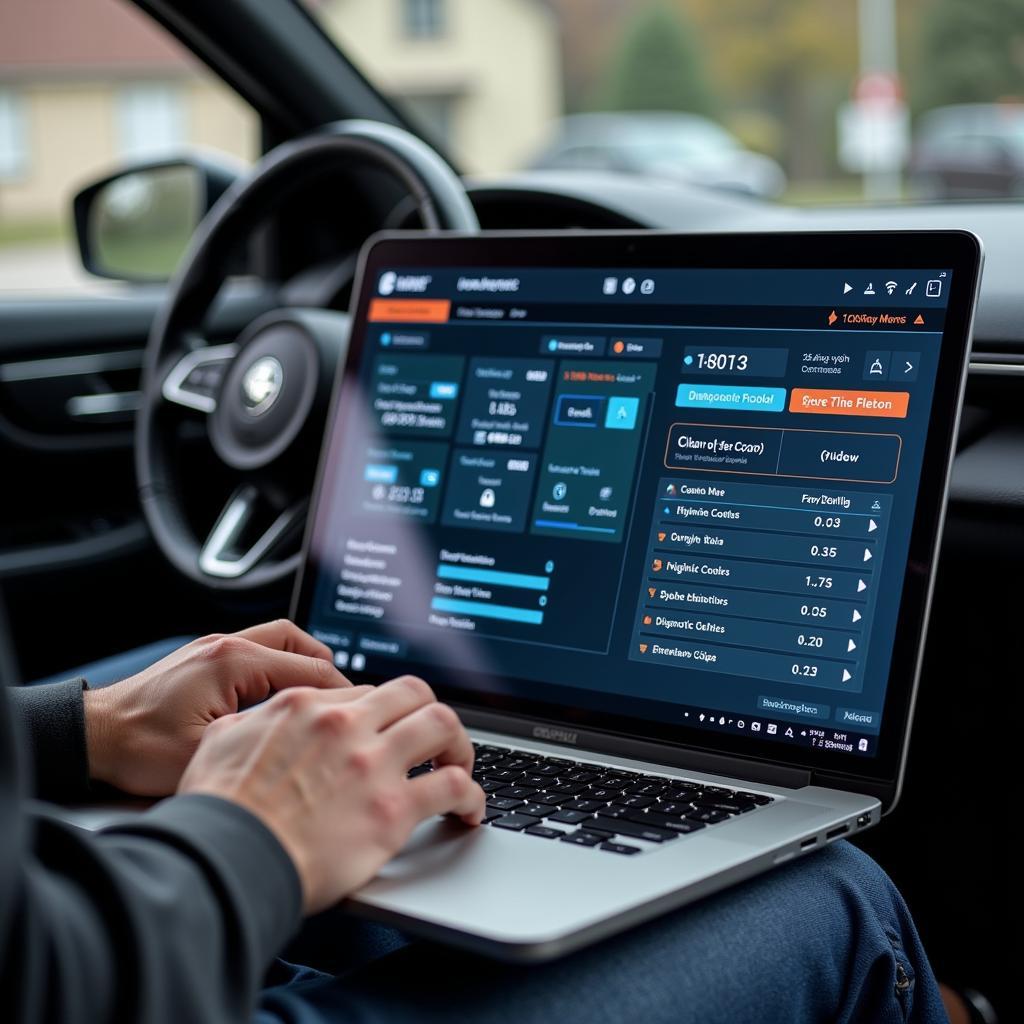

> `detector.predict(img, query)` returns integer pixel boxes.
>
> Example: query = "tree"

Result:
[914,0,1024,110]
[598,3,717,116]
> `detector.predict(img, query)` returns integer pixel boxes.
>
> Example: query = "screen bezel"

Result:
[292,229,981,793]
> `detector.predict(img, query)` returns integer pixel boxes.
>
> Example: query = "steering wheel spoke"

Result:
[161,343,238,413]
[199,485,307,579]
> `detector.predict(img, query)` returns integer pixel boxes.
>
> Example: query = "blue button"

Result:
[364,463,397,483]
[429,381,459,399]
[554,394,604,427]
[419,468,441,487]
[675,384,787,413]
[605,395,639,430]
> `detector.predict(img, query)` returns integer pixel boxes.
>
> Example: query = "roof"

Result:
[0,0,193,76]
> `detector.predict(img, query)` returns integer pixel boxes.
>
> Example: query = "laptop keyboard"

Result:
[409,742,774,856]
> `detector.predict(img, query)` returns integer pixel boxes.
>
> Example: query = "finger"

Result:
[212,637,352,707]
[408,765,485,826]
[255,683,375,714]
[359,675,436,731]
[382,702,474,774]
[234,620,334,662]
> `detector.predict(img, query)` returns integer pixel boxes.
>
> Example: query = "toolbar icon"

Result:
[905,282,918,296]
[767,723,778,735]
[885,280,898,295]
[622,277,637,295]
[864,282,876,295]
[602,277,618,295]
[828,310,838,326]
[926,279,942,298]
[640,278,655,295]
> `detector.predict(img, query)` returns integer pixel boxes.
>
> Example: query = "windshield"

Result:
[304,0,1024,204]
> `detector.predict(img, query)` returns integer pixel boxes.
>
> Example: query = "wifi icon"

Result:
[885,280,898,295]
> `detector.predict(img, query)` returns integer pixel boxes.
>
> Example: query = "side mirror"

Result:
[72,156,240,283]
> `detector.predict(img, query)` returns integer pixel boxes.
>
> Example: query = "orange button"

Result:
[789,388,909,418]
[368,298,451,323]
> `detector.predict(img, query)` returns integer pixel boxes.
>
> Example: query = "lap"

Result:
[258,841,945,1024]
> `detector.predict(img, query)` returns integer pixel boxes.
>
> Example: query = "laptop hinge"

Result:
[457,706,813,791]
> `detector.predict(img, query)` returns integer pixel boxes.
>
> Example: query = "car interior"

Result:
[0,0,1017,1019]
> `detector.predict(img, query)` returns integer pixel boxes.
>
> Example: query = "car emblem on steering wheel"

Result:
[241,356,283,415]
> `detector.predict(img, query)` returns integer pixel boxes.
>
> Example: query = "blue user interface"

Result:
[304,266,954,759]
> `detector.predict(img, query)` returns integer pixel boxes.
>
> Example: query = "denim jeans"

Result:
[36,641,947,1024]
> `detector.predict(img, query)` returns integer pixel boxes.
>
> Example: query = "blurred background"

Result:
[2,0,1023,292]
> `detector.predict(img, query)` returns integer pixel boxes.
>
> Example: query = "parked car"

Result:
[909,102,1024,199]
[530,112,786,198]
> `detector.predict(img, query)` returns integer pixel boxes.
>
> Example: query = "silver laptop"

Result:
[292,229,982,961]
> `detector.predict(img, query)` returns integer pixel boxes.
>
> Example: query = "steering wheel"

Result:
[136,120,479,591]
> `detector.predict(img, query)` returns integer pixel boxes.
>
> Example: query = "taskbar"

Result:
[670,699,878,757]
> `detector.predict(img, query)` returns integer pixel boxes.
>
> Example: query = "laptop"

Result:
[291,229,982,961]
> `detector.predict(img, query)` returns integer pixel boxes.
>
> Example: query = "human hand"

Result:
[178,674,485,914]
[84,620,350,796]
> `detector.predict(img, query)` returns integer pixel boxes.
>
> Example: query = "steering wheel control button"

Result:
[241,356,284,415]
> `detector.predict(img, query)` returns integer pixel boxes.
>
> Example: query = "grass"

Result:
[782,179,907,206]
[0,216,69,248]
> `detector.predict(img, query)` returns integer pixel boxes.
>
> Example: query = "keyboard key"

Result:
[657,802,696,817]
[495,786,539,800]
[746,794,773,805]
[487,797,525,812]
[484,769,526,783]
[519,802,557,817]
[548,809,592,825]
[687,809,730,824]
[491,813,542,831]
[625,783,668,797]
[560,799,605,813]
[664,787,703,802]
[475,745,510,755]
[482,807,505,823]
[589,815,678,843]
[524,825,566,839]
[588,787,624,801]
[559,831,604,847]
[531,764,562,777]
[625,810,706,834]
[565,770,602,783]
[701,786,735,798]
[493,757,536,770]
[480,780,503,794]
[542,757,576,767]
[545,782,589,797]
[696,799,756,815]
[519,774,548,788]
[616,795,656,810]
[600,841,642,855]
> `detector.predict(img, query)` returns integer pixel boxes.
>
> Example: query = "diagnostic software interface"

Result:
[303,264,954,759]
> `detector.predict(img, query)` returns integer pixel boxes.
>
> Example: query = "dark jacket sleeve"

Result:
[0,686,302,1023]
[6,679,91,801]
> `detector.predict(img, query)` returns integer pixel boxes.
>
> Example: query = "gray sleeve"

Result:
[1,688,303,1024]
[6,679,91,801]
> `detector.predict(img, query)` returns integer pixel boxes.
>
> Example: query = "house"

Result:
[0,0,257,225]
[319,0,562,173]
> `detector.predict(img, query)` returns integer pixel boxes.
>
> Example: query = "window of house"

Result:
[402,0,445,40]
[0,89,29,180]
[0,0,258,296]
[116,84,186,159]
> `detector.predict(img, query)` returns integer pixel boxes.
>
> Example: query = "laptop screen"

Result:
[294,232,978,780]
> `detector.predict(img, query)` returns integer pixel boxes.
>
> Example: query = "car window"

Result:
[303,0,1024,205]
[0,0,259,297]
